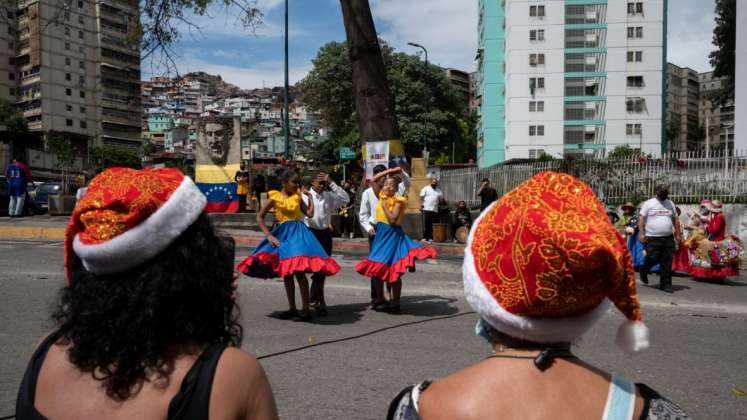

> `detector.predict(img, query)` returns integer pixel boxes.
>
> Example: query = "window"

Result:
[529,29,545,41]
[78,16,84,25]
[79,75,85,85]
[529,5,545,17]
[65,88,72,96]
[80,106,86,113]
[78,30,83,39]
[529,77,545,89]
[529,125,545,136]
[626,124,642,135]
[80,121,87,129]
[79,45,84,53]
[65,73,71,81]
[66,104,73,112]
[529,53,545,66]
[627,2,644,14]
[8,72,14,80]
[65,26,70,36]
[78,1,83,8]
[65,57,71,66]
[80,91,85,98]
[66,119,73,127]
[529,149,545,159]
[529,101,545,112]
[626,97,646,112]
[627,26,643,39]
[627,51,643,62]
[627,76,644,87]
[65,42,70,50]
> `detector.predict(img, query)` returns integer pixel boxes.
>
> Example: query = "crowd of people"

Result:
[610,185,744,292]
[15,167,693,419]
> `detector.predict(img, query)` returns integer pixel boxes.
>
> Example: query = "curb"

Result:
[0,226,66,241]
[0,226,466,257]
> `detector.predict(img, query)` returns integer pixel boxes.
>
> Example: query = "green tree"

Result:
[0,99,29,152]
[299,41,472,165]
[665,120,681,153]
[91,145,142,170]
[709,0,736,107]
[46,131,77,193]
[607,145,642,160]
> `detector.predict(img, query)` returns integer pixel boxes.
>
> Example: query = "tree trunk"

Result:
[339,0,399,143]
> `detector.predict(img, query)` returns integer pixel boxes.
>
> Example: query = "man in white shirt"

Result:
[638,184,682,293]
[303,172,349,315]
[419,178,444,243]
[358,164,411,306]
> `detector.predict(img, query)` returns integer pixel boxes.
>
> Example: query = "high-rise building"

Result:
[444,68,471,107]
[736,0,746,151]
[3,0,141,158]
[666,63,700,152]
[476,0,667,167]
[699,71,735,153]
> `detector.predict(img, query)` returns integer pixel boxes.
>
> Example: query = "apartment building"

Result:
[666,63,700,152]
[444,68,471,107]
[2,0,141,162]
[476,0,667,167]
[699,71,735,153]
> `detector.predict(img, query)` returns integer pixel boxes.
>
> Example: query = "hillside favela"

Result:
[1,1,746,419]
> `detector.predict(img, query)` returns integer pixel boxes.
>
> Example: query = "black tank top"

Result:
[16,331,227,420]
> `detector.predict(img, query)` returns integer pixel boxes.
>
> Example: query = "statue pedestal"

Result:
[405,158,429,214]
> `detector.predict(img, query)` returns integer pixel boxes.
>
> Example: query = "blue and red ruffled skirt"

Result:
[355,222,436,283]
[237,220,340,279]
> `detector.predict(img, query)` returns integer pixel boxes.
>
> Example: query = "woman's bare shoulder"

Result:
[212,347,278,420]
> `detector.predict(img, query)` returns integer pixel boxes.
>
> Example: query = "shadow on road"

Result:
[399,294,460,317]
[641,283,691,292]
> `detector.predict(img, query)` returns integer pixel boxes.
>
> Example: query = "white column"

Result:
[736,0,747,151]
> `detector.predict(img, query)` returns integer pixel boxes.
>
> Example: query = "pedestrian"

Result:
[477,178,498,212]
[303,172,349,316]
[17,167,279,419]
[452,200,472,243]
[615,202,636,237]
[359,165,411,309]
[356,173,436,314]
[237,169,340,321]
[234,162,250,213]
[5,156,30,217]
[340,180,357,239]
[253,173,266,211]
[684,199,743,282]
[387,172,688,420]
[419,177,444,243]
[638,185,682,293]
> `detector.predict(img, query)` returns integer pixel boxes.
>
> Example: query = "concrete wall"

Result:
[736,0,747,151]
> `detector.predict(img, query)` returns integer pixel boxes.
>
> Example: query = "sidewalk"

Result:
[0,215,466,257]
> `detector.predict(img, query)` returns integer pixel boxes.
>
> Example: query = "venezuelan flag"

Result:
[196,164,240,213]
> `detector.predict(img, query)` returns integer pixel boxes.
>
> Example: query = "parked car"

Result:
[33,182,61,212]
[0,179,38,216]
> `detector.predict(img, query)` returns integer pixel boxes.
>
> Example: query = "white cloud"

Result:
[667,0,716,72]
[173,56,310,89]
[371,0,478,71]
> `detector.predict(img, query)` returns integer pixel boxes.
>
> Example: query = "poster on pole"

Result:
[363,139,410,179]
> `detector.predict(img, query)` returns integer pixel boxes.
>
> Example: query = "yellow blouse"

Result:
[376,193,407,225]
[269,190,303,224]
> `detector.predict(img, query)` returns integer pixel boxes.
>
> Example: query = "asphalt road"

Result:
[1,239,746,419]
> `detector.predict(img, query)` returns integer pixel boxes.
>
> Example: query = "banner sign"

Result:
[363,139,410,179]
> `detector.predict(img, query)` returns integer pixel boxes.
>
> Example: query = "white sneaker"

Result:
[349,233,354,239]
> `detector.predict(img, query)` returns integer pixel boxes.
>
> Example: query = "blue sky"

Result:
[153,0,717,89]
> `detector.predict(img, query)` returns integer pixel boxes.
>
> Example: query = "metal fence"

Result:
[440,150,747,207]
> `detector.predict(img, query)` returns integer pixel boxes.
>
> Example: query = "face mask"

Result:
[700,208,709,215]
[657,192,669,201]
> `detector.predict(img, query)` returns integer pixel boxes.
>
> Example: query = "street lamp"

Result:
[408,42,429,161]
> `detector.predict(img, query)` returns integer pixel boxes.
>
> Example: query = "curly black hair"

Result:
[53,214,242,401]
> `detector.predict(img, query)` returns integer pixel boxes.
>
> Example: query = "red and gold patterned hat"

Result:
[64,167,206,284]
[463,172,648,352]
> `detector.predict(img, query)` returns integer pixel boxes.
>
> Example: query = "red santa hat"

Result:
[463,172,649,352]
[64,167,206,284]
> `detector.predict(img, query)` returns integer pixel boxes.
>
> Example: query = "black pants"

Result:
[341,214,356,238]
[309,228,333,303]
[237,194,247,213]
[368,232,382,301]
[642,235,675,287]
[423,211,438,240]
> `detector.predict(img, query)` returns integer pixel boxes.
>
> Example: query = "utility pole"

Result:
[283,0,290,161]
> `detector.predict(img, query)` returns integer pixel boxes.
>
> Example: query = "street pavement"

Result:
[1,239,746,419]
